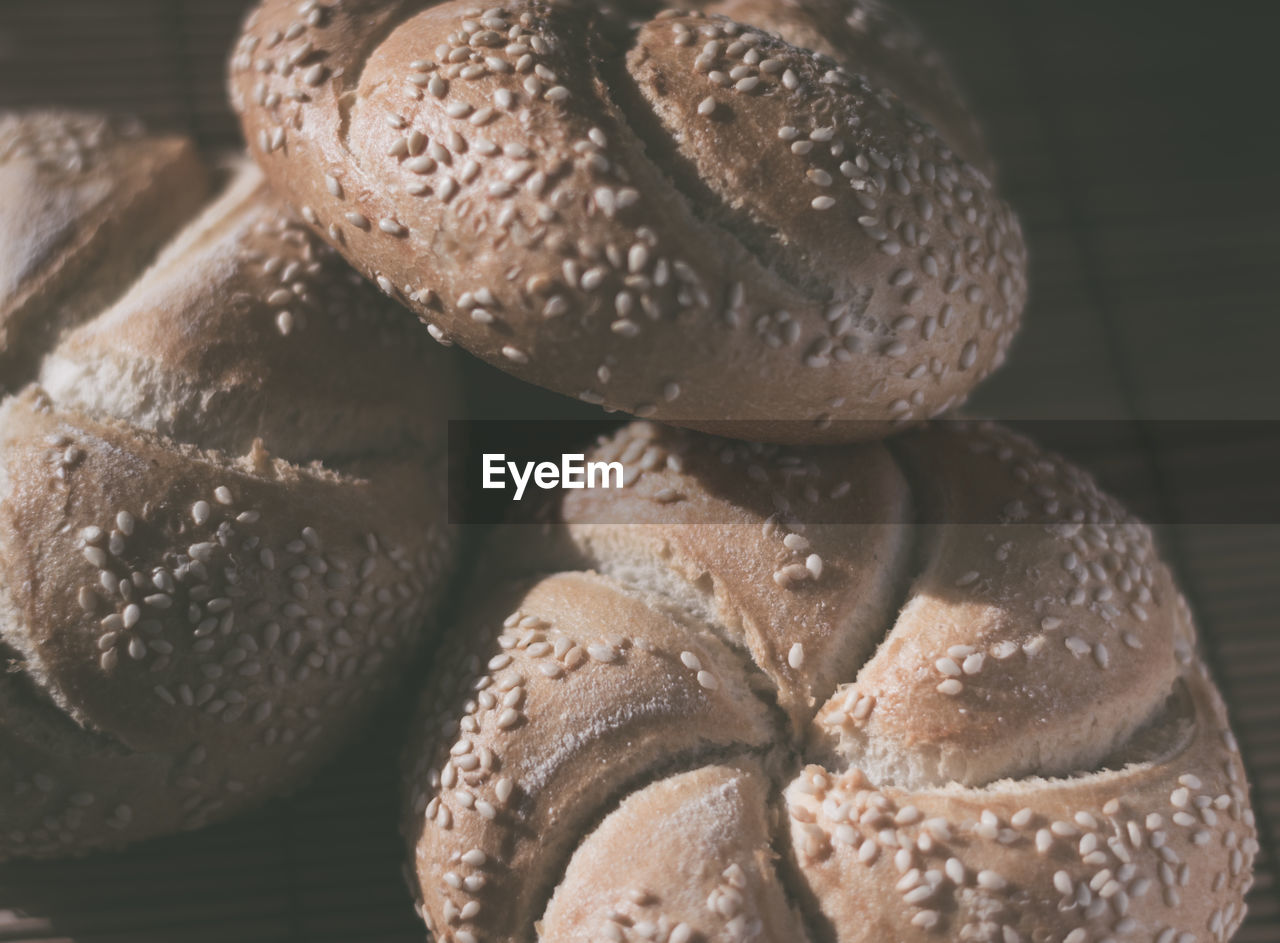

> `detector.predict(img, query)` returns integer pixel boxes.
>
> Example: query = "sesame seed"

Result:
[912,911,940,930]
[788,643,805,669]
[811,195,836,210]
[697,670,719,690]
[697,96,716,116]
[587,643,618,663]
[903,884,934,905]
[1093,642,1110,668]
[977,870,1007,891]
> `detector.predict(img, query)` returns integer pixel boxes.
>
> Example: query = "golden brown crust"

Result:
[40,163,456,463]
[0,112,460,859]
[815,422,1180,788]
[400,421,1256,943]
[700,0,990,174]
[544,422,915,731]
[229,0,1026,441]
[788,665,1252,943]
[402,571,779,942]
[0,111,209,394]
[542,762,810,943]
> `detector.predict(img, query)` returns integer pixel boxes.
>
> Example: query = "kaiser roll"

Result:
[229,0,1027,442]
[0,111,459,859]
[400,420,1256,943]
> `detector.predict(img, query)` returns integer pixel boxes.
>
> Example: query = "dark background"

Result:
[2,1,1279,940]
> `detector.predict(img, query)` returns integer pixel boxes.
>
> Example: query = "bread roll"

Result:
[0,111,459,859]
[229,0,1027,442]
[401,420,1256,943]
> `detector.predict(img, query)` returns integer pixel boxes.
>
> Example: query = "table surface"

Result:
[1,1,1278,940]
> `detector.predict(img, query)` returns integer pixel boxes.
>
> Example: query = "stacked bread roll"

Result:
[228,0,1027,441]
[0,111,458,858]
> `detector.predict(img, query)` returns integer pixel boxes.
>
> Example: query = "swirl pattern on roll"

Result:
[401,420,1256,943]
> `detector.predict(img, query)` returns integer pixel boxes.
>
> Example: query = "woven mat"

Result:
[1,0,1278,939]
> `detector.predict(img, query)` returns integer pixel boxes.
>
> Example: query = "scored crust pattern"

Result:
[401,421,1256,943]
[0,113,458,858]
[230,0,1028,440]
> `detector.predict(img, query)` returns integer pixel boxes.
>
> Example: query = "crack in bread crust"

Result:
[593,21,830,304]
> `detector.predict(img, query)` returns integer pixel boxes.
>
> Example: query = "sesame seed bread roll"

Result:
[400,420,1256,943]
[0,112,460,859]
[0,112,208,395]
[229,0,1027,442]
